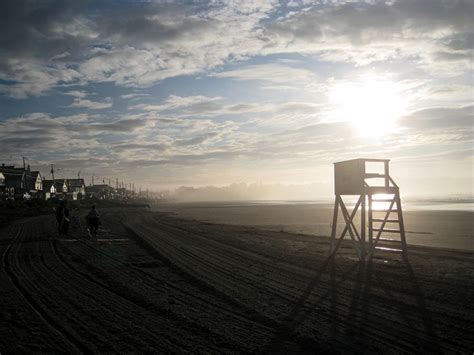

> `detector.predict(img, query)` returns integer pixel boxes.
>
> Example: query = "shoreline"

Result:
[154,203,474,252]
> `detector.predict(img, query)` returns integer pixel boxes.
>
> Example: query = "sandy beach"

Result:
[1,207,473,353]
[156,201,474,251]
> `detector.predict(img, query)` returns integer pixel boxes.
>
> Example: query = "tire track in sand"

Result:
[1,223,90,354]
[51,237,254,352]
[122,221,333,352]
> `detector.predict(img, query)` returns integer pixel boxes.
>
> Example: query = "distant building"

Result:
[67,178,86,200]
[0,164,43,200]
[43,179,68,200]
[0,164,27,200]
[25,169,43,199]
[85,184,114,200]
[116,187,127,199]
[0,171,5,199]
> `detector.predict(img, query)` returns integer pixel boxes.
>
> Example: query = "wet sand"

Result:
[156,202,473,251]
[0,207,473,353]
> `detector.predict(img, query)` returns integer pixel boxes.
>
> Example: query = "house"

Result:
[43,179,68,200]
[0,171,5,198]
[0,165,27,200]
[25,169,43,199]
[2,171,26,200]
[67,178,86,200]
[0,164,43,200]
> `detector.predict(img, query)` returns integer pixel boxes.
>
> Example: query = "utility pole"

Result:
[23,157,26,170]
[51,164,55,181]
[92,175,94,186]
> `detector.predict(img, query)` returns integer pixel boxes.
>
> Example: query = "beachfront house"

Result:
[0,172,5,199]
[0,164,44,200]
[67,178,86,200]
[25,169,43,199]
[2,172,25,200]
[0,165,27,200]
[43,179,68,200]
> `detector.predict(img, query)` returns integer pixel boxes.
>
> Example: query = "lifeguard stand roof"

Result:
[334,158,390,165]
[334,158,395,195]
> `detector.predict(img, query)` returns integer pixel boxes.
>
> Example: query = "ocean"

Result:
[155,198,473,251]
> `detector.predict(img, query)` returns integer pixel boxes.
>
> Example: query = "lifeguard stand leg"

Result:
[395,192,408,255]
[368,193,373,254]
[361,194,366,261]
[330,195,364,261]
[329,196,339,253]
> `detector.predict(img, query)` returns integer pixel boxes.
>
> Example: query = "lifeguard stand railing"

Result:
[330,158,407,261]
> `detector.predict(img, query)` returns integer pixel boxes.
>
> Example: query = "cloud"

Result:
[265,0,474,71]
[400,105,474,130]
[211,63,316,84]
[66,90,88,98]
[89,118,149,132]
[0,0,274,95]
[132,94,322,124]
[132,95,224,112]
[69,97,113,110]
[1,0,471,98]
[0,60,81,98]
[120,93,150,100]
[0,0,472,193]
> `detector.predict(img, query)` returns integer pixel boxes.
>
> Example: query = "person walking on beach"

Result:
[56,201,65,236]
[55,200,70,236]
[86,205,100,238]
[62,200,70,236]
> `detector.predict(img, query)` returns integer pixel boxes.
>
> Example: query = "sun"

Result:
[328,77,407,138]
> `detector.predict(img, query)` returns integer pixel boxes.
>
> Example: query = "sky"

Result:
[0,0,472,198]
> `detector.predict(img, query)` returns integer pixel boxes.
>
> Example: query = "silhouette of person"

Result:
[86,205,100,237]
[56,201,65,236]
[62,200,70,236]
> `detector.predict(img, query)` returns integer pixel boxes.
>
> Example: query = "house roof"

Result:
[68,178,85,188]
[2,171,25,187]
[0,166,24,174]
[28,171,41,179]
[43,179,67,192]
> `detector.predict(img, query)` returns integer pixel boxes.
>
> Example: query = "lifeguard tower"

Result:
[330,158,407,261]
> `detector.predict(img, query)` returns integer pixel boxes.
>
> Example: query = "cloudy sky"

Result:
[0,0,472,197]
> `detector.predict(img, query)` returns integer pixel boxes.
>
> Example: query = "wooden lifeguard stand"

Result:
[330,158,407,261]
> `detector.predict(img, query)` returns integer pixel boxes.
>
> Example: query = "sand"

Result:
[156,202,474,250]
[0,207,473,353]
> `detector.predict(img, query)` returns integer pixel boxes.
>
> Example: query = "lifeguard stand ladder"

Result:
[329,159,407,261]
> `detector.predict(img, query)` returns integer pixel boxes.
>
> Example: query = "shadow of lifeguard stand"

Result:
[330,158,407,261]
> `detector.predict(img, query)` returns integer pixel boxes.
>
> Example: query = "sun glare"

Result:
[329,77,407,138]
